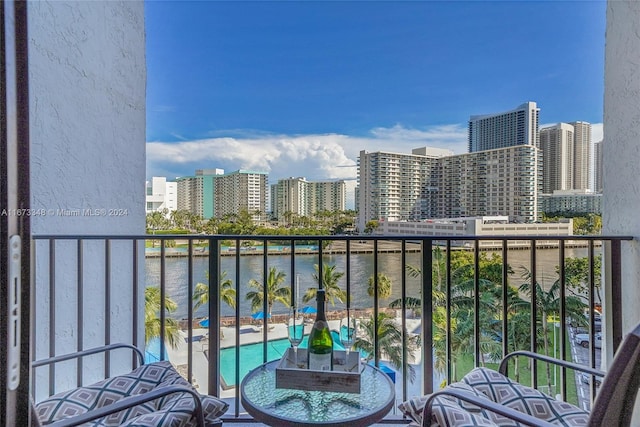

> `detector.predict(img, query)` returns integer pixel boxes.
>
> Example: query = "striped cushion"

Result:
[36,361,228,426]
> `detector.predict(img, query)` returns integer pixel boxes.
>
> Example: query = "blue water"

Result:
[219,331,345,388]
[145,337,168,364]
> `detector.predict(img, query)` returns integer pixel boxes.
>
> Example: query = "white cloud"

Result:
[146,124,469,183]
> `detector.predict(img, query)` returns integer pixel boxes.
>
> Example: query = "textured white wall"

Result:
[28,1,146,399]
[603,0,640,333]
[602,0,640,421]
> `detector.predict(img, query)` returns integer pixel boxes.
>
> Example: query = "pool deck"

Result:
[165,317,425,406]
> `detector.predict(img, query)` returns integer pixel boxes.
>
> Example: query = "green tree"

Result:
[518,269,587,393]
[193,270,236,310]
[367,272,392,299]
[354,312,420,382]
[303,264,347,306]
[246,267,290,319]
[363,220,379,234]
[145,286,181,349]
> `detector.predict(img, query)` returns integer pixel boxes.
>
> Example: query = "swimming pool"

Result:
[219,331,345,388]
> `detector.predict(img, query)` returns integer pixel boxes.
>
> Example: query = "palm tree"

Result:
[354,312,420,382]
[246,267,290,318]
[145,286,181,349]
[302,264,347,306]
[367,272,392,299]
[193,270,236,310]
[519,268,587,393]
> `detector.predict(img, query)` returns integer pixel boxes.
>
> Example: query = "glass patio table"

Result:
[240,359,396,427]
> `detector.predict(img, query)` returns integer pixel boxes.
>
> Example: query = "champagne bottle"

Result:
[307,288,333,371]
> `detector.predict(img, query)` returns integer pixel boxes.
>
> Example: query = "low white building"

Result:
[378,216,573,248]
[146,177,177,215]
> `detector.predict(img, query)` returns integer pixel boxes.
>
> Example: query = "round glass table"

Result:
[240,359,396,427]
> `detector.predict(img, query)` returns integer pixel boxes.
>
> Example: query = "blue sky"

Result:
[146,0,606,196]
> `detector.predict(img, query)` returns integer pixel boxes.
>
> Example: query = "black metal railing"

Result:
[31,234,631,421]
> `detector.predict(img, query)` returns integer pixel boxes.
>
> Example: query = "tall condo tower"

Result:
[570,121,592,191]
[540,123,575,193]
[468,102,540,152]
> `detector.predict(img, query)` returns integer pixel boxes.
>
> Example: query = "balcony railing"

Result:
[31,234,631,422]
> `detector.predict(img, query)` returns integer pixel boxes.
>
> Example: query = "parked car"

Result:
[569,310,602,332]
[574,332,602,348]
[580,371,602,386]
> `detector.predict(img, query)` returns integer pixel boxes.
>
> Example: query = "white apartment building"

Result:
[271,177,346,220]
[357,147,452,231]
[358,145,541,231]
[570,121,592,191]
[215,170,268,221]
[540,123,575,193]
[145,177,177,215]
[468,101,540,152]
[539,121,592,193]
[176,169,223,219]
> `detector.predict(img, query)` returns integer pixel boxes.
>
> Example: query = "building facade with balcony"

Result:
[468,101,540,152]
[145,176,177,215]
[358,145,541,230]
[540,123,575,193]
[539,190,602,215]
[214,170,268,221]
[357,147,452,231]
[176,169,222,219]
[271,177,346,221]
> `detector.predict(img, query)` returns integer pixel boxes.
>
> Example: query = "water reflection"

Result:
[145,246,595,321]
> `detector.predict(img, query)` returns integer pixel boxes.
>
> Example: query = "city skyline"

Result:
[146,1,606,194]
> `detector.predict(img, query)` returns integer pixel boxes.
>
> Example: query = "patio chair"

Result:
[399,322,640,426]
[32,343,228,427]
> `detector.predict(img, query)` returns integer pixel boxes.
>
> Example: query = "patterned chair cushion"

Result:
[461,367,589,426]
[35,361,228,426]
[399,381,502,426]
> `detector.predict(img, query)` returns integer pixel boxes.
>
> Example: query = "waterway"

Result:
[145,246,597,321]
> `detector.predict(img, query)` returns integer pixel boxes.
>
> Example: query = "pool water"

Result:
[220,331,345,388]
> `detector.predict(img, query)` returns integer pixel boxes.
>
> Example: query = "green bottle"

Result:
[307,288,333,370]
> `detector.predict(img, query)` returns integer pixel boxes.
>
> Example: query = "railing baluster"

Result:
[160,241,166,361]
[187,240,194,385]
[473,240,480,367]
[234,238,241,417]
[421,238,433,395]
[530,239,537,388]
[49,239,56,396]
[208,237,221,397]
[104,239,111,378]
[558,239,566,400]
[77,239,83,387]
[373,239,379,367]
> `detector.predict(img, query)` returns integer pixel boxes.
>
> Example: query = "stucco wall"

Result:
[603,0,640,337]
[28,1,146,399]
[602,0,640,421]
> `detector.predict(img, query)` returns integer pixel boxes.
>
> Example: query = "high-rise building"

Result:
[468,102,540,152]
[145,177,177,215]
[431,145,541,222]
[271,177,346,220]
[540,123,575,193]
[176,168,267,220]
[214,170,268,221]
[176,169,223,219]
[357,145,541,231]
[570,121,592,191]
[594,140,603,193]
[357,147,452,231]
